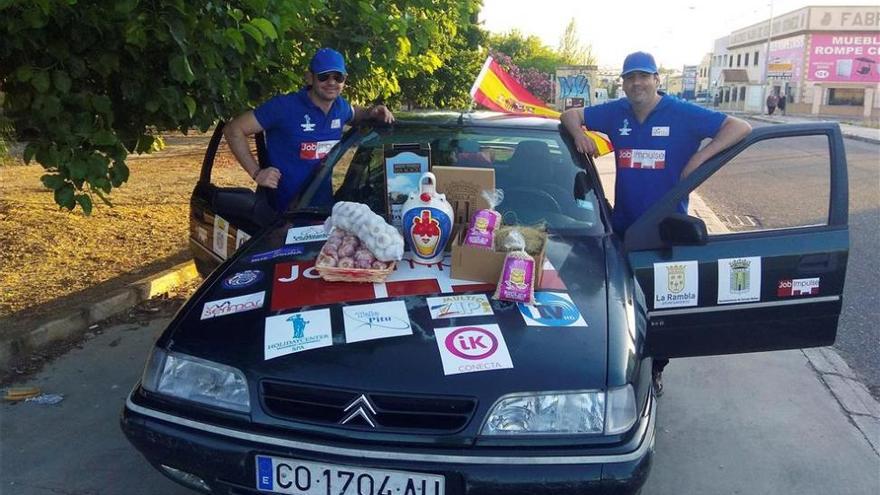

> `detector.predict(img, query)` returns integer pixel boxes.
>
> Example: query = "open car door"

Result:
[190,122,274,277]
[625,123,848,358]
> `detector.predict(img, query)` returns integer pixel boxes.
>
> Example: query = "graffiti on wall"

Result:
[558,74,591,109]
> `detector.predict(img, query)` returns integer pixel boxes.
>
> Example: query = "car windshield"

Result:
[328,123,604,234]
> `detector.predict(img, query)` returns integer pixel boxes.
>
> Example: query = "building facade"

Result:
[714,5,879,118]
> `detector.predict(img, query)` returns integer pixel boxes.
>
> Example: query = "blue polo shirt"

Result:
[254,88,354,210]
[583,94,726,234]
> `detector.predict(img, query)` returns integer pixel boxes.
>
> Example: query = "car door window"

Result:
[691,135,831,235]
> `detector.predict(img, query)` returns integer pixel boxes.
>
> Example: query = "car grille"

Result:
[261,380,477,433]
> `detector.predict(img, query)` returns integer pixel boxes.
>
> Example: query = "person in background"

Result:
[560,51,751,396]
[777,92,787,116]
[766,92,778,115]
[224,47,394,212]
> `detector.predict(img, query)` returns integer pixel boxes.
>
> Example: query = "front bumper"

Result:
[121,390,656,495]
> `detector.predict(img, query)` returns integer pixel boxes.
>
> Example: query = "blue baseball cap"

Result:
[621,51,658,77]
[309,48,347,75]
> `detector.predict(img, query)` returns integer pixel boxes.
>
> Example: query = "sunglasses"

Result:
[316,72,347,83]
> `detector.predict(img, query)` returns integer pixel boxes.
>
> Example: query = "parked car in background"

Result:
[122,112,849,494]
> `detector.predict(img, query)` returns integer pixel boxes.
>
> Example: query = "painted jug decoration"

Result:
[401,172,453,265]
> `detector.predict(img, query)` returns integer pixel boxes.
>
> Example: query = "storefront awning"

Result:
[721,69,751,83]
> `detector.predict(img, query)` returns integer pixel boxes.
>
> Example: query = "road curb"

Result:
[0,261,199,372]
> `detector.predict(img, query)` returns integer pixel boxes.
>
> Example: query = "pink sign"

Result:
[807,33,880,83]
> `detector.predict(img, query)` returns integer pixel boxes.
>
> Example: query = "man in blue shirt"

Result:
[561,51,751,395]
[561,51,751,235]
[225,48,394,211]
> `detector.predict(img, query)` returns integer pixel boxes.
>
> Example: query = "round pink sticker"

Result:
[445,327,498,360]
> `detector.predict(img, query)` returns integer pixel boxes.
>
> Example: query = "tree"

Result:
[0,0,479,213]
[487,30,566,74]
[557,18,596,67]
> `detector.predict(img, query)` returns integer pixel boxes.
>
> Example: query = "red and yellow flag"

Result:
[469,56,613,157]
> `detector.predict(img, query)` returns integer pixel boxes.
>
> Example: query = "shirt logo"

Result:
[331,118,342,129]
[617,149,666,169]
[300,114,315,132]
[652,126,670,137]
[300,140,339,160]
[618,118,632,136]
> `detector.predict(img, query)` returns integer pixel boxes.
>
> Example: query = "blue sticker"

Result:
[517,292,588,327]
[222,270,264,290]
[249,245,304,263]
[256,455,273,490]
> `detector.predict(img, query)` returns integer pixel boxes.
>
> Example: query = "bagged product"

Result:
[493,229,536,304]
[463,189,504,249]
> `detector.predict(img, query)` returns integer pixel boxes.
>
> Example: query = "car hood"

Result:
[167,221,610,424]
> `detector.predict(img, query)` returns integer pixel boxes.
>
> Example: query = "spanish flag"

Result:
[469,56,613,157]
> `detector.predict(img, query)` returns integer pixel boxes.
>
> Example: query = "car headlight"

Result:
[481,390,605,435]
[480,385,638,436]
[141,348,250,413]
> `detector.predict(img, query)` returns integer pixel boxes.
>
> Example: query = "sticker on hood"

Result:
[434,324,513,376]
[222,270,264,290]
[777,277,820,297]
[264,309,333,360]
[249,245,304,263]
[426,294,493,319]
[201,291,265,320]
[343,301,412,343]
[518,292,587,327]
[285,225,328,245]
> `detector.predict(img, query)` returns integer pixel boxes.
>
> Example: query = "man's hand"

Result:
[573,130,599,157]
[254,167,281,188]
[369,104,395,123]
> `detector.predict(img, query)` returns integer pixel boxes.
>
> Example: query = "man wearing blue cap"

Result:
[225,47,394,211]
[561,51,751,394]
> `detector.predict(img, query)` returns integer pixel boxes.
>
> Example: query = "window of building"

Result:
[739,86,746,100]
[828,88,865,106]
[727,55,732,67]
[737,54,742,67]
[744,53,750,66]
[733,87,739,101]
[754,51,759,66]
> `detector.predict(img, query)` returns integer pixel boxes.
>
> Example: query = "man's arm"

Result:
[560,108,599,156]
[223,111,280,188]
[352,104,395,124]
[681,116,752,179]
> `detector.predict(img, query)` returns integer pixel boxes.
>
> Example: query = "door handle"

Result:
[797,253,834,272]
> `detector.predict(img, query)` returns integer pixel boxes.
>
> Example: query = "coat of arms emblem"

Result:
[729,259,751,293]
[667,264,686,294]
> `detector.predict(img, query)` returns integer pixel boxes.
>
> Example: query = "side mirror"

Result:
[659,214,708,245]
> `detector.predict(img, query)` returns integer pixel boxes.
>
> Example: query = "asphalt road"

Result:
[697,120,880,398]
[2,315,876,494]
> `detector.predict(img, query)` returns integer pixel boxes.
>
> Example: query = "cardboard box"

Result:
[433,166,495,240]
[451,230,545,285]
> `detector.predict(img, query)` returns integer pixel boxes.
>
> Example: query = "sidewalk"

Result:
[730,111,880,144]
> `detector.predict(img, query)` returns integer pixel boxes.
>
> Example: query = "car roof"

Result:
[388,111,563,131]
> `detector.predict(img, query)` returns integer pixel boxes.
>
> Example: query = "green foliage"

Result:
[0,0,481,213]
[557,18,596,66]
[487,30,566,74]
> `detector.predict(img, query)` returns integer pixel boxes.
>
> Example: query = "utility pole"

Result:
[762,1,775,111]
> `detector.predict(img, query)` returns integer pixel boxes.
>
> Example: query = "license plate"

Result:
[255,455,445,495]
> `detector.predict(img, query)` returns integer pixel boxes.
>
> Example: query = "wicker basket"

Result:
[317,261,397,283]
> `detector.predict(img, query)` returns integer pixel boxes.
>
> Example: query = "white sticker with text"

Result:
[264,309,333,360]
[235,229,251,249]
[434,324,513,376]
[343,301,413,343]
[426,294,494,320]
[651,126,670,136]
[717,257,762,304]
[201,291,265,320]
[653,261,698,309]
[285,225,329,245]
